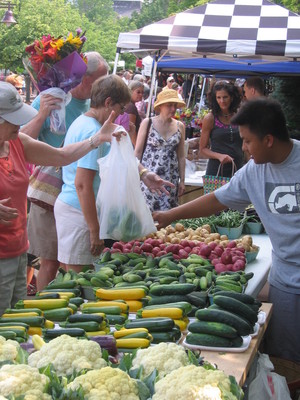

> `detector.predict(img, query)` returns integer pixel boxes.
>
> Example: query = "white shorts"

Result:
[54,199,97,265]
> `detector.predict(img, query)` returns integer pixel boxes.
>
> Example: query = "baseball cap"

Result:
[167,76,175,83]
[0,82,37,125]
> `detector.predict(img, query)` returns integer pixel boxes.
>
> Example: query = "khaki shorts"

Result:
[0,254,27,316]
[27,203,58,260]
[54,199,97,265]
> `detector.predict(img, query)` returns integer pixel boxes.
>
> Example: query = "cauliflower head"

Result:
[67,366,139,400]
[28,334,107,376]
[153,365,239,400]
[0,336,20,363]
[0,364,51,400]
[131,342,190,378]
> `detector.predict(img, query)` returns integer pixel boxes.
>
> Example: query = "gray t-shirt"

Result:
[215,139,300,293]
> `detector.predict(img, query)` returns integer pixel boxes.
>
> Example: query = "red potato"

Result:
[226,241,237,248]
[156,250,168,257]
[211,258,219,266]
[220,251,232,265]
[102,247,111,253]
[152,247,161,256]
[199,245,211,257]
[188,240,197,249]
[208,242,218,250]
[178,249,189,259]
[184,246,192,254]
[149,239,162,247]
[112,242,123,251]
[140,243,153,252]
[173,254,181,260]
[190,247,202,256]
[134,240,142,246]
[133,247,142,254]
[209,254,219,261]
[214,263,228,273]
[180,240,190,248]
[110,248,121,253]
[213,246,224,257]
[124,243,133,250]
[159,243,167,250]
[226,263,234,271]
[232,259,246,271]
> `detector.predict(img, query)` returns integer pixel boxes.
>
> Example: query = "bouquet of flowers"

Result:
[193,108,210,129]
[23,28,87,134]
[174,108,196,128]
[23,28,87,93]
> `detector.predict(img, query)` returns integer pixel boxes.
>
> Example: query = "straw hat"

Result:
[154,89,186,111]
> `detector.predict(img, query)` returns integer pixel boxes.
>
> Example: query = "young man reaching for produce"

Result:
[153,97,300,364]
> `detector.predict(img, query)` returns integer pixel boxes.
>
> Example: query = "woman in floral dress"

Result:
[135,89,186,211]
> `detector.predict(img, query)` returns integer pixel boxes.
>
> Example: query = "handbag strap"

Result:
[141,117,152,160]
[216,160,236,177]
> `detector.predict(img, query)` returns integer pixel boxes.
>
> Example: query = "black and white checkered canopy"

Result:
[117,0,300,60]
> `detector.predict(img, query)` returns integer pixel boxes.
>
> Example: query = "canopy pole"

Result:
[146,52,159,118]
[187,74,196,109]
[113,48,121,75]
[198,77,207,113]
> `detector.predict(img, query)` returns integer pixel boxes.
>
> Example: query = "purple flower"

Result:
[81,36,87,43]
[76,28,82,36]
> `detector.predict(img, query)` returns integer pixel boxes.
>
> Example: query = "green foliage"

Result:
[271,78,300,139]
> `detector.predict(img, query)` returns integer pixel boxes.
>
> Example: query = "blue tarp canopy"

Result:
[157,57,300,77]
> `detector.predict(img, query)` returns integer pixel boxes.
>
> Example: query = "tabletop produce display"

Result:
[0,219,268,399]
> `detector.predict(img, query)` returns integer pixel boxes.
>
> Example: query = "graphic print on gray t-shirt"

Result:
[266,182,300,214]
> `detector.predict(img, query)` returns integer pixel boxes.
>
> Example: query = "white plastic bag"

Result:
[96,130,157,242]
[40,88,72,135]
[248,353,291,400]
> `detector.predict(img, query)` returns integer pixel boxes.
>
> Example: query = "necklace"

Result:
[223,113,233,117]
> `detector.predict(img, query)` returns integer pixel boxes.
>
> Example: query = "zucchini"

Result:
[149,283,196,296]
[113,328,149,338]
[105,315,127,325]
[43,308,72,322]
[195,308,253,336]
[188,320,238,339]
[15,299,68,310]
[0,316,45,327]
[82,306,123,315]
[68,314,103,324]
[95,287,147,300]
[150,331,178,344]
[142,302,192,315]
[43,328,86,338]
[115,338,150,349]
[0,331,17,340]
[0,327,28,339]
[147,295,189,306]
[0,321,29,329]
[186,333,235,348]
[45,280,79,289]
[213,295,258,325]
[81,301,128,313]
[38,287,81,297]
[34,293,61,300]
[4,308,43,316]
[124,317,174,332]
[136,307,184,319]
[59,321,101,332]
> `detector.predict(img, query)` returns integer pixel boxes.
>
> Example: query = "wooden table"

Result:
[199,302,273,386]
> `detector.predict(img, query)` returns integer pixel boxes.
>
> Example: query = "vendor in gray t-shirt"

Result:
[153,97,300,364]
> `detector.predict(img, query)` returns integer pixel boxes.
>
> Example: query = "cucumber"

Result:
[214,282,243,293]
[188,320,238,339]
[147,295,190,306]
[213,295,258,325]
[43,328,86,338]
[124,317,175,332]
[90,277,113,288]
[67,314,103,324]
[149,283,196,296]
[213,291,255,304]
[186,292,207,308]
[195,308,253,336]
[186,332,233,347]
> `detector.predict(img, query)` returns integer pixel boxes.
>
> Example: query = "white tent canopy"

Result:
[116,0,300,62]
